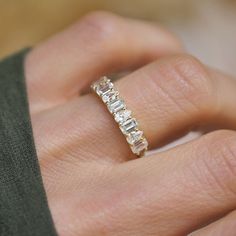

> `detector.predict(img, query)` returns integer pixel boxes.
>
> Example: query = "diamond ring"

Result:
[91,76,148,157]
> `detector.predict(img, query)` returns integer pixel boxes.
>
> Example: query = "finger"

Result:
[102,130,236,235]
[33,54,236,163]
[191,211,236,236]
[114,55,236,148]
[45,130,236,235]
[25,11,182,114]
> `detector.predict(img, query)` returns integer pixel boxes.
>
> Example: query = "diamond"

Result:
[114,110,131,124]
[97,76,110,84]
[131,138,148,155]
[102,90,118,103]
[96,80,113,96]
[108,99,125,113]
[91,83,98,91]
[92,79,104,91]
[126,130,143,145]
[120,118,138,135]
[91,76,148,156]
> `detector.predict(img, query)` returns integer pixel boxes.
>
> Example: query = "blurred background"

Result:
[1,0,236,74]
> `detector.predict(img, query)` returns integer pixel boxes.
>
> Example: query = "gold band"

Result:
[91,76,148,157]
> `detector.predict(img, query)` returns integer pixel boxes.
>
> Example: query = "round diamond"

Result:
[114,110,131,124]
[127,130,143,145]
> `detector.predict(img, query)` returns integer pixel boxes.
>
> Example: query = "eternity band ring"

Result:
[91,76,148,157]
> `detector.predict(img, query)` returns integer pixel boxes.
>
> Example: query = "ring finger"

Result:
[34,54,236,163]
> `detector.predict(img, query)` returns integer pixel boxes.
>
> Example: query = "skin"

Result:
[24,11,236,236]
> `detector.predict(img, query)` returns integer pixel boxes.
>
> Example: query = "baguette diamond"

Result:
[91,76,148,157]
[108,99,125,113]
[120,118,138,135]
[131,139,148,155]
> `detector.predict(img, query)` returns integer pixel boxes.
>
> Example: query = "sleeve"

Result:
[0,49,58,236]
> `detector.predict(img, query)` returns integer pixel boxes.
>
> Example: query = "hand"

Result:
[25,11,236,236]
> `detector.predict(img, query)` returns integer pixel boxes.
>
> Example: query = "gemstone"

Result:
[131,138,148,155]
[91,83,97,91]
[92,79,104,91]
[98,76,110,84]
[102,90,118,103]
[120,118,138,135]
[96,80,113,96]
[108,99,125,113]
[126,130,143,145]
[114,110,132,124]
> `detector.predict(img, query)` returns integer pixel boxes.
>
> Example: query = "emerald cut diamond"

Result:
[96,79,113,96]
[120,118,138,135]
[108,99,125,113]
[131,139,148,155]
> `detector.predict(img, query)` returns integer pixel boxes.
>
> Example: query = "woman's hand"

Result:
[25,11,236,236]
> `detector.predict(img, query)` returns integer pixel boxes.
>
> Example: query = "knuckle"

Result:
[210,130,236,164]
[204,130,236,155]
[173,55,215,109]
[199,130,236,194]
[78,11,121,45]
[152,54,215,115]
[156,25,183,51]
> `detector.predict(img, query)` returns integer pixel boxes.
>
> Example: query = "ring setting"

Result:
[91,76,148,157]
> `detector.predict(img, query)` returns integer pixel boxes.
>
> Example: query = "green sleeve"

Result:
[0,49,58,236]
